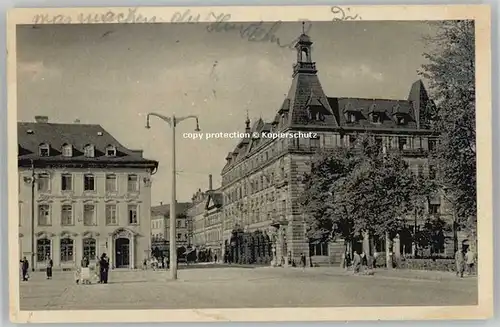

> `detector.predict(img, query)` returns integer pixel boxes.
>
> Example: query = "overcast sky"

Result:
[17,21,437,205]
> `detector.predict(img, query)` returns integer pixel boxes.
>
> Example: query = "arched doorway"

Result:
[115,238,130,268]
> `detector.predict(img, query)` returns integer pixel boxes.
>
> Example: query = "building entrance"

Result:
[115,238,130,268]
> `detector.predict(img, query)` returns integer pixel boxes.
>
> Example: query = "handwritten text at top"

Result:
[171,10,312,50]
[31,6,360,27]
[330,6,362,21]
[32,8,157,24]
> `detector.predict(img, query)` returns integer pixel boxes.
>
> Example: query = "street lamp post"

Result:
[29,159,36,272]
[145,113,200,280]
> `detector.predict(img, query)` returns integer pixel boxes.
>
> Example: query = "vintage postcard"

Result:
[6,4,492,323]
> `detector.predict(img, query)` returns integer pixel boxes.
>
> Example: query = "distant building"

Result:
[150,202,191,258]
[218,30,450,266]
[188,175,224,261]
[18,116,158,270]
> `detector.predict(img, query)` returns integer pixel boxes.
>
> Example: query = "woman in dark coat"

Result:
[46,256,53,279]
[99,253,110,284]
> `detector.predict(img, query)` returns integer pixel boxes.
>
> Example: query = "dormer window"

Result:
[84,144,95,158]
[371,112,383,124]
[395,115,406,125]
[398,137,407,151]
[344,112,357,123]
[106,145,117,157]
[39,143,50,157]
[62,144,73,157]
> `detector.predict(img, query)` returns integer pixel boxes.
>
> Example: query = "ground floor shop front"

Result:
[19,227,150,270]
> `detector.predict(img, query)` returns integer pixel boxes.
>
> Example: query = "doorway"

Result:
[115,238,130,268]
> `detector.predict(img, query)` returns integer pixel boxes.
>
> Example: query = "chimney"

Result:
[34,115,49,123]
[160,201,163,205]
[208,174,213,190]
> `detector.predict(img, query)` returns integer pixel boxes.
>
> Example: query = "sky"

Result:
[16,21,437,206]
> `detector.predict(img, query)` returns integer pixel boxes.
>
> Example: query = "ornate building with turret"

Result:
[217,30,457,266]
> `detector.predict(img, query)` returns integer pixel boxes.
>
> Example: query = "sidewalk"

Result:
[316,266,477,281]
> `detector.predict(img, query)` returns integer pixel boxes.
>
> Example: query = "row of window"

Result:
[35,237,97,262]
[34,203,138,226]
[151,219,186,230]
[225,168,286,204]
[309,242,329,257]
[222,134,438,185]
[344,111,408,125]
[151,233,186,241]
[223,139,289,184]
[33,173,139,193]
[38,143,117,158]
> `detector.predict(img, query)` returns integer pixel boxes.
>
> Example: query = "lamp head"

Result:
[145,115,151,129]
[194,119,201,132]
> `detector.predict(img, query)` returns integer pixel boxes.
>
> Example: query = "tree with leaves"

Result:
[300,135,422,266]
[299,146,360,246]
[419,21,476,236]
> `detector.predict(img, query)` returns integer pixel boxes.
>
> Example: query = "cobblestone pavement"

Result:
[19,266,477,310]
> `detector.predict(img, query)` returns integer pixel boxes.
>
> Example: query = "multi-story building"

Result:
[17,116,158,270]
[219,31,448,266]
[150,202,191,257]
[188,189,206,248]
[188,175,224,261]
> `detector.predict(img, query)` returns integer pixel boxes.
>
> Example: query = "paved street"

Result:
[19,266,477,310]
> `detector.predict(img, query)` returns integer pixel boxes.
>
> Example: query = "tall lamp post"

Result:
[27,159,36,272]
[145,113,200,280]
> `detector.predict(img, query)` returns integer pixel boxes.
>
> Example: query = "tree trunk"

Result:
[385,231,392,269]
[362,231,370,255]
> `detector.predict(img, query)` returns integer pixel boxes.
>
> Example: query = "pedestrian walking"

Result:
[455,249,465,278]
[360,252,368,274]
[465,248,476,276]
[345,252,352,270]
[300,253,307,271]
[352,251,361,274]
[20,257,29,281]
[45,256,53,279]
[99,253,110,284]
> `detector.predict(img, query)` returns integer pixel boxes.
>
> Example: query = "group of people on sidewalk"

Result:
[20,253,111,284]
[75,253,110,284]
[341,251,375,275]
[455,248,476,278]
[19,255,53,281]
[143,256,169,270]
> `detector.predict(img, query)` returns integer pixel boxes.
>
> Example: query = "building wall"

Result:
[205,209,223,259]
[190,197,207,247]
[151,214,165,240]
[220,129,450,265]
[18,167,152,270]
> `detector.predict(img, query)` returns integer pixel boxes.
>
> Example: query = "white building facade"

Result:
[18,117,158,270]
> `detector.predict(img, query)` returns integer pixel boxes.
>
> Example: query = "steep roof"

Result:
[220,32,433,175]
[282,70,337,127]
[151,202,192,218]
[18,121,158,168]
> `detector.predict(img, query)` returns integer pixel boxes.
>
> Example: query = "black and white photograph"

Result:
[7,5,492,323]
